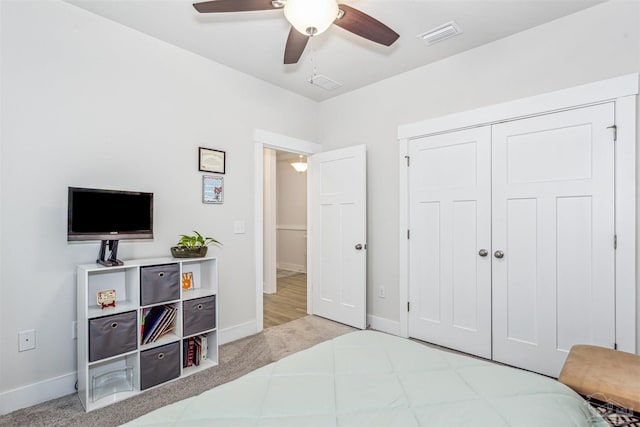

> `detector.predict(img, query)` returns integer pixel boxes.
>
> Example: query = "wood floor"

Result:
[263,271,307,329]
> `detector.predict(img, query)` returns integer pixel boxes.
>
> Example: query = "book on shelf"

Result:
[186,337,195,367]
[182,334,207,368]
[140,308,147,339]
[200,335,207,360]
[182,340,188,368]
[194,337,201,366]
[141,306,164,344]
[147,306,177,343]
[141,305,177,345]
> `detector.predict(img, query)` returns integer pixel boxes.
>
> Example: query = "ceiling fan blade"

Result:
[284,27,309,64]
[334,4,399,46]
[193,0,276,13]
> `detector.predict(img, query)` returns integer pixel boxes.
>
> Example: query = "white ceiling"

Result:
[64,0,606,102]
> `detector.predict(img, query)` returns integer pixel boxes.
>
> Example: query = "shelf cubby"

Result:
[181,257,218,300]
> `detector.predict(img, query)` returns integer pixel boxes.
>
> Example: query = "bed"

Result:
[124,330,606,426]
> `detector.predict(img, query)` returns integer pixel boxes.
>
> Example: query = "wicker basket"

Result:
[170,246,208,258]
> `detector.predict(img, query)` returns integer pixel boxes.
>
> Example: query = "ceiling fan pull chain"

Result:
[309,36,318,84]
[309,37,318,84]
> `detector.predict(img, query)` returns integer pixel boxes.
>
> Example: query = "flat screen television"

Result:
[68,187,153,266]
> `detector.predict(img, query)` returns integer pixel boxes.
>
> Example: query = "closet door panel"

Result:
[414,201,441,322]
[492,102,615,377]
[452,200,480,330]
[556,196,593,351]
[505,198,538,345]
[409,126,492,359]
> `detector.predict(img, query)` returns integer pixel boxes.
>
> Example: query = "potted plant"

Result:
[170,231,221,258]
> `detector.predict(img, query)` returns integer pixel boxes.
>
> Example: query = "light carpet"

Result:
[0,315,354,427]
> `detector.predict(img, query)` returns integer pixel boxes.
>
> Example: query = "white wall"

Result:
[276,153,307,272]
[0,0,317,411]
[317,0,640,331]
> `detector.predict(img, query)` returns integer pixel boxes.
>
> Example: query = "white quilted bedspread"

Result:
[124,330,606,426]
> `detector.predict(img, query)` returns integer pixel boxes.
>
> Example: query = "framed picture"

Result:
[203,175,224,204]
[199,147,225,174]
[181,272,194,290]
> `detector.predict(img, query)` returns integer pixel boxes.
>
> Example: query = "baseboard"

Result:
[0,320,259,415]
[276,262,306,273]
[218,320,258,345]
[367,315,401,336]
[0,371,77,416]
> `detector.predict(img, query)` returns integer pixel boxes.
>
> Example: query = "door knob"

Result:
[494,250,504,259]
[478,249,488,257]
[355,243,364,250]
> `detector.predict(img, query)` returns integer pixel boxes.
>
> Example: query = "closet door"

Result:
[492,103,616,377]
[408,126,492,358]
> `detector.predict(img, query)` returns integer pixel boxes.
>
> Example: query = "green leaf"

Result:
[176,231,221,248]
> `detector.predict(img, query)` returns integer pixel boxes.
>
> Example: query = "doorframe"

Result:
[398,73,639,353]
[253,129,322,333]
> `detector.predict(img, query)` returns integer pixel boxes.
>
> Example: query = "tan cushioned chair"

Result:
[559,344,640,412]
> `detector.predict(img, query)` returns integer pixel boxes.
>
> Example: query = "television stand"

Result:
[97,240,124,266]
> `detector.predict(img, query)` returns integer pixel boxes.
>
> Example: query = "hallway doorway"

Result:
[263,149,308,328]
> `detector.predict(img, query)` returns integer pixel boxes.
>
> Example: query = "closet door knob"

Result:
[494,250,504,259]
[355,243,363,250]
[478,249,488,257]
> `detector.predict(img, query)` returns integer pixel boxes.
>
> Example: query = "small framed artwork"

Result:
[97,289,116,309]
[181,272,194,290]
[203,175,224,204]
[199,147,225,174]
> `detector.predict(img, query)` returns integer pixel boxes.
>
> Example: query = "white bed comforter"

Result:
[124,330,606,426]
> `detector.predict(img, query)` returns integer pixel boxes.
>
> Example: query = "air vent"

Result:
[309,74,342,91]
[417,21,462,46]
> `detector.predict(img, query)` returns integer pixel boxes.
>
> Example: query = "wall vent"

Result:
[417,21,462,46]
[309,74,342,91]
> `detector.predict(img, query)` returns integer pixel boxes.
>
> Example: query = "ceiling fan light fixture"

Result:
[284,0,339,36]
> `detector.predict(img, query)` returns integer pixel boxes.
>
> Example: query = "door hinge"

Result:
[614,234,617,250]
[407,229,410,239]
[607,124,617,141]
[405,155,410,167]
[407,301,410,312]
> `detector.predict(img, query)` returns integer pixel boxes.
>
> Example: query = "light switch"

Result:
[233,220,246,234]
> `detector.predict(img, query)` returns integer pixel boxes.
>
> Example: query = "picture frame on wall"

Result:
[203,175,224,204]
[199,147,225,174]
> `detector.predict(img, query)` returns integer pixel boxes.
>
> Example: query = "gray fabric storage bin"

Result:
[140,263,180,306]
[182,295,216,337]
[140,341,180,390]
[88,311,137,362]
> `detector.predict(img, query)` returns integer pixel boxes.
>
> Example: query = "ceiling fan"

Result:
[192,0,400,64]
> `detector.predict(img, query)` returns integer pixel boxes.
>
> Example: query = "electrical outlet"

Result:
[71,320,77,340]
[378,286,386,298]
[18,330,36,352]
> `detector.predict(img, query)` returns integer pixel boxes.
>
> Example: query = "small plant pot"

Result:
[170,246,208,258]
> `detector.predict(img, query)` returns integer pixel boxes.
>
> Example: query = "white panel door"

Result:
[408,127,492,358]
[492,103,616,377]
[309,145,367,329]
